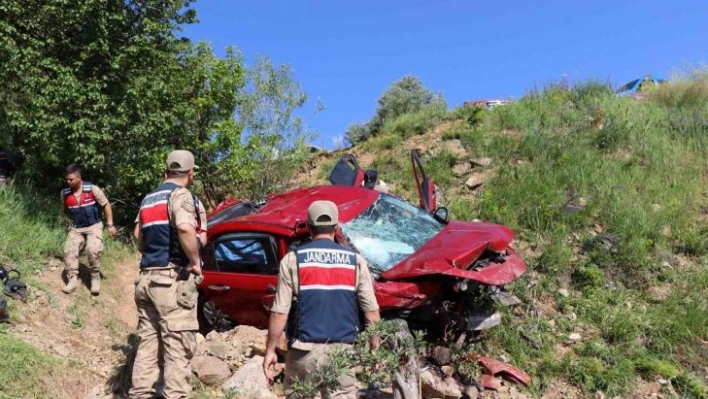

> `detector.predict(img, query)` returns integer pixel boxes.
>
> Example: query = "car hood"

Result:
[381,220,526,285]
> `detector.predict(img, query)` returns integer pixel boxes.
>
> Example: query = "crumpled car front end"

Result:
[339,194,526,334]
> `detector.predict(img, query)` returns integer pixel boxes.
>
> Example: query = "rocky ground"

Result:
[188,325,539,399]
[6,252,542,399]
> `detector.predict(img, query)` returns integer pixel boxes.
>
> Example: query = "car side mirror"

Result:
[433,207,449,223]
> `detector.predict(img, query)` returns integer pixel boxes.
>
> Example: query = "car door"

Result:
[328,153,366,186]
[202,232,279,328]
[411,149,437,213]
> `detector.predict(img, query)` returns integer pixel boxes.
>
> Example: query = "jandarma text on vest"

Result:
[299,249,353,265]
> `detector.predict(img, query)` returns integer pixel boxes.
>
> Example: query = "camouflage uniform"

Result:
[271,251,379,399]
[130,187,202,399]
[62,185,109,279]
[133,196,207,245]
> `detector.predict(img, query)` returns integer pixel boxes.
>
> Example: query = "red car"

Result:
[198,151,527,334]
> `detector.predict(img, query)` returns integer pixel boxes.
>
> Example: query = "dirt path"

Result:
[10,253,141,399]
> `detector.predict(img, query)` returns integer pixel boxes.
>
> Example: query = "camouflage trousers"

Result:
[129,267,201,399]
[284,344,357,399]
[64,222,104,277]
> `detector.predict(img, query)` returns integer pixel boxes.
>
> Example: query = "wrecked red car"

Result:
[198,151,527,334]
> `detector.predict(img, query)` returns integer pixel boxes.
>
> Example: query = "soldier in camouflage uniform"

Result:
[61,164,117,295]
[130,150,203,399]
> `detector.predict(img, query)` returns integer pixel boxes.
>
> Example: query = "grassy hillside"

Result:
[0,184,69,398]
[1,73,707,398]
[0,184,132,398]
[308,75,708,397]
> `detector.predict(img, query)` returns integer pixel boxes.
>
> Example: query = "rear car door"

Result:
[202,232,279,328]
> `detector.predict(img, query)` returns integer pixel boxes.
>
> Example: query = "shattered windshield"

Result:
[340,194,444,272]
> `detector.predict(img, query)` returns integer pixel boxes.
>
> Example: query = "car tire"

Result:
[197,290,212,335]
[197,291,234,334]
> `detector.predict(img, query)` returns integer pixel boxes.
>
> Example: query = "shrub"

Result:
[345,122,373,145]
[649,68,708,112]
[571,80,615,105]
[451,104,486,127]
[345,75,445,144]
[380,100,449,139]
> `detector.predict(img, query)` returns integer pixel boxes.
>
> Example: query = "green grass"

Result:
[476,80,708,395]
[421,149,457,187]
[358,133,404,153]
[0,182,134,398]
[0,327,62,399]
[0,184,65,271]
[379,102,451,139]
[0,184,67,398]
[363,73,708,396]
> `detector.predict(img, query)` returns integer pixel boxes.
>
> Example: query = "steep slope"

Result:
[296,86,708,398]
[1,255,140,399]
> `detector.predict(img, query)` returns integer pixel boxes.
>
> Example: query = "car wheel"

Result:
[197,291,234,334]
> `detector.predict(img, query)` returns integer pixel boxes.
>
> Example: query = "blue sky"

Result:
[183,0,707,149]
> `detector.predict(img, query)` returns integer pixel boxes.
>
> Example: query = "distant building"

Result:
[463,99,511,109]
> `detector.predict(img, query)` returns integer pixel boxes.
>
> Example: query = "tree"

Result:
[165,43,247,208]
[346,75,440,144]
[344,122,372,147]
[234,54,315,200]
[0,1,315,220]
[0,0,200,216]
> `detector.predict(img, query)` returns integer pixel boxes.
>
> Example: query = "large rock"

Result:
[465,170,491,190]
[205,340,238,360]
[222,355,278,399]
[205,330,223,341]
[195,333,206,354]
[464,385,480,399]
[471,157,492,167]
[191,355,231,386]
[196,334,245,370]
[443,139,468,158]
[430,346,452,366]
[225,325,268,357]
[452,162,471,177]
[421,369,463,398]
[647,285,671,302]
[441,365,455,378]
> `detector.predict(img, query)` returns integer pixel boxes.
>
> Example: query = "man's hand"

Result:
[262,350,278,381]
[370,334,381,351]
[188,263,202,276]
[106,225,118,237]
[264,312,288,381]
[102,202,117,237]
[363,310,381,351]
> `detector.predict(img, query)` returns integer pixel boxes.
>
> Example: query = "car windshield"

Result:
[340,194,444,272]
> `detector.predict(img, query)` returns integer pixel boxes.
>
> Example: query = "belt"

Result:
[140,265,194,282]
[140,266,178,275]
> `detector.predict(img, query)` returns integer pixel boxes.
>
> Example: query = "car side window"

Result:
[214,234,278,275]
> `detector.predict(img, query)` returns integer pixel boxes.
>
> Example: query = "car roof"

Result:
[616,76,668,93]
[208,185,381,232]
